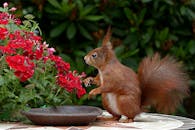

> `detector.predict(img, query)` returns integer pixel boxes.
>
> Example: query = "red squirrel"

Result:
[83,27,189,122]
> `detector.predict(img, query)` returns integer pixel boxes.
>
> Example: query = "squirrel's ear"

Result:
[102,26,112,49]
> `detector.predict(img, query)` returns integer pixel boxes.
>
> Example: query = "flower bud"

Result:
[3,2,8,8]
[9,7,17,11]
[43,41,49,48]
[48,48,56,55]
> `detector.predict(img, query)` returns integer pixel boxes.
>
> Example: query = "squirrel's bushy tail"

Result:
[138,53,189,114]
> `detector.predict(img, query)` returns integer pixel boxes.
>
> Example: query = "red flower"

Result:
[57,72,86,98]
[47,47,55,55]
[0,12,9,25]
[25,32,42,42]
[57,73,75,92]
[8,38,32,51]
[0,8,86,98]
[77,87,86,98]
[14,69,34,82]
[10,13,21,25]
[14,18,21,25]
[23,44,44,60]
[0,27,8,40]
[34,46,44,60]
[6,55,35,81]
[0,45,16,54]
[7,30,44,60]
[50,55,70,73]
[0,12,21,25]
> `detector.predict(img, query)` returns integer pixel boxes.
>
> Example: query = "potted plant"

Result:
[0,2,86,121]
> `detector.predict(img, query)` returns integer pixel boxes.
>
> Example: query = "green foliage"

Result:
[2,0,195,118]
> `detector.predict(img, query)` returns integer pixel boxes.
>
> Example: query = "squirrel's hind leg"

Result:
[117,94,141,122]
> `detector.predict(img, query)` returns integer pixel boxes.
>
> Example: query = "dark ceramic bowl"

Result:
[21,105,102,126]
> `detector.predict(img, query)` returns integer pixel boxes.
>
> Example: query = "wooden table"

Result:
[1,112,195,130]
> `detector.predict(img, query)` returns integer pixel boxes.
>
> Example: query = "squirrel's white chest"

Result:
[98,70,121,115]
[106,93,121,115]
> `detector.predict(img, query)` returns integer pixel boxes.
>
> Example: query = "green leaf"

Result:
[123,32,139,48]
[188,40,195,54]
[113,28,126,37]
[22,20,32,27]
[179,5,195,20]
[59,54,74,65]
[61,0,69,5]
[74,50,86,57]
[124,8,138,25]
[24,14,35,20]
[141,0,152,3]
[186,8,195,19]
[83,15,104,21]
[76,0,83,10]
[48,0,61,9]
[138,8,147,24]
[6,23,20,33]
[159,27,169,41]
[66,23,76,39]
[79,6,94,18]
[146,47,153,56]
[155,41,161,48]
[120,49,139,60]
[0,7,5,12]
[61,0,75,13]
[180,6,187,15]
[169,34,178,41]
[115,45,125,57]
[75,57,85,72]
[164,0,174,5]
[0,76,4,86]
[142,33,151,44]
[44,7,61,14]
[50,22,67,38]
[124,8,133,20]
[78,24,93,40]
[174,29,191,36]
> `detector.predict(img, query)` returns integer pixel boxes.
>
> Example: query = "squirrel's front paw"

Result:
[83,77,93,87]
[88,88,100,99]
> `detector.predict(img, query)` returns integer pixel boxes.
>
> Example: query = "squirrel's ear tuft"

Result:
[102,26,112,49]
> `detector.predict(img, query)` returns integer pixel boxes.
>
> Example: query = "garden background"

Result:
[0,0,195,120]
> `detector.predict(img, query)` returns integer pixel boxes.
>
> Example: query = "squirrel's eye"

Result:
[92,53,97,58]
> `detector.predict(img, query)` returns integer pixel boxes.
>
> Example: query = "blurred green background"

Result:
[2,0,195,119]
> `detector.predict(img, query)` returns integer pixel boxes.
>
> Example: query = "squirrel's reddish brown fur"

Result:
[83,27,189,122]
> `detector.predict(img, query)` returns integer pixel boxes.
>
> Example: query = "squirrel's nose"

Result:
[84,56,87,61]
[84,56,88,62]
[84,56,89,64]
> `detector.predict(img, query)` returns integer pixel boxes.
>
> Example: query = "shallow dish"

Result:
[22,105,102,126]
